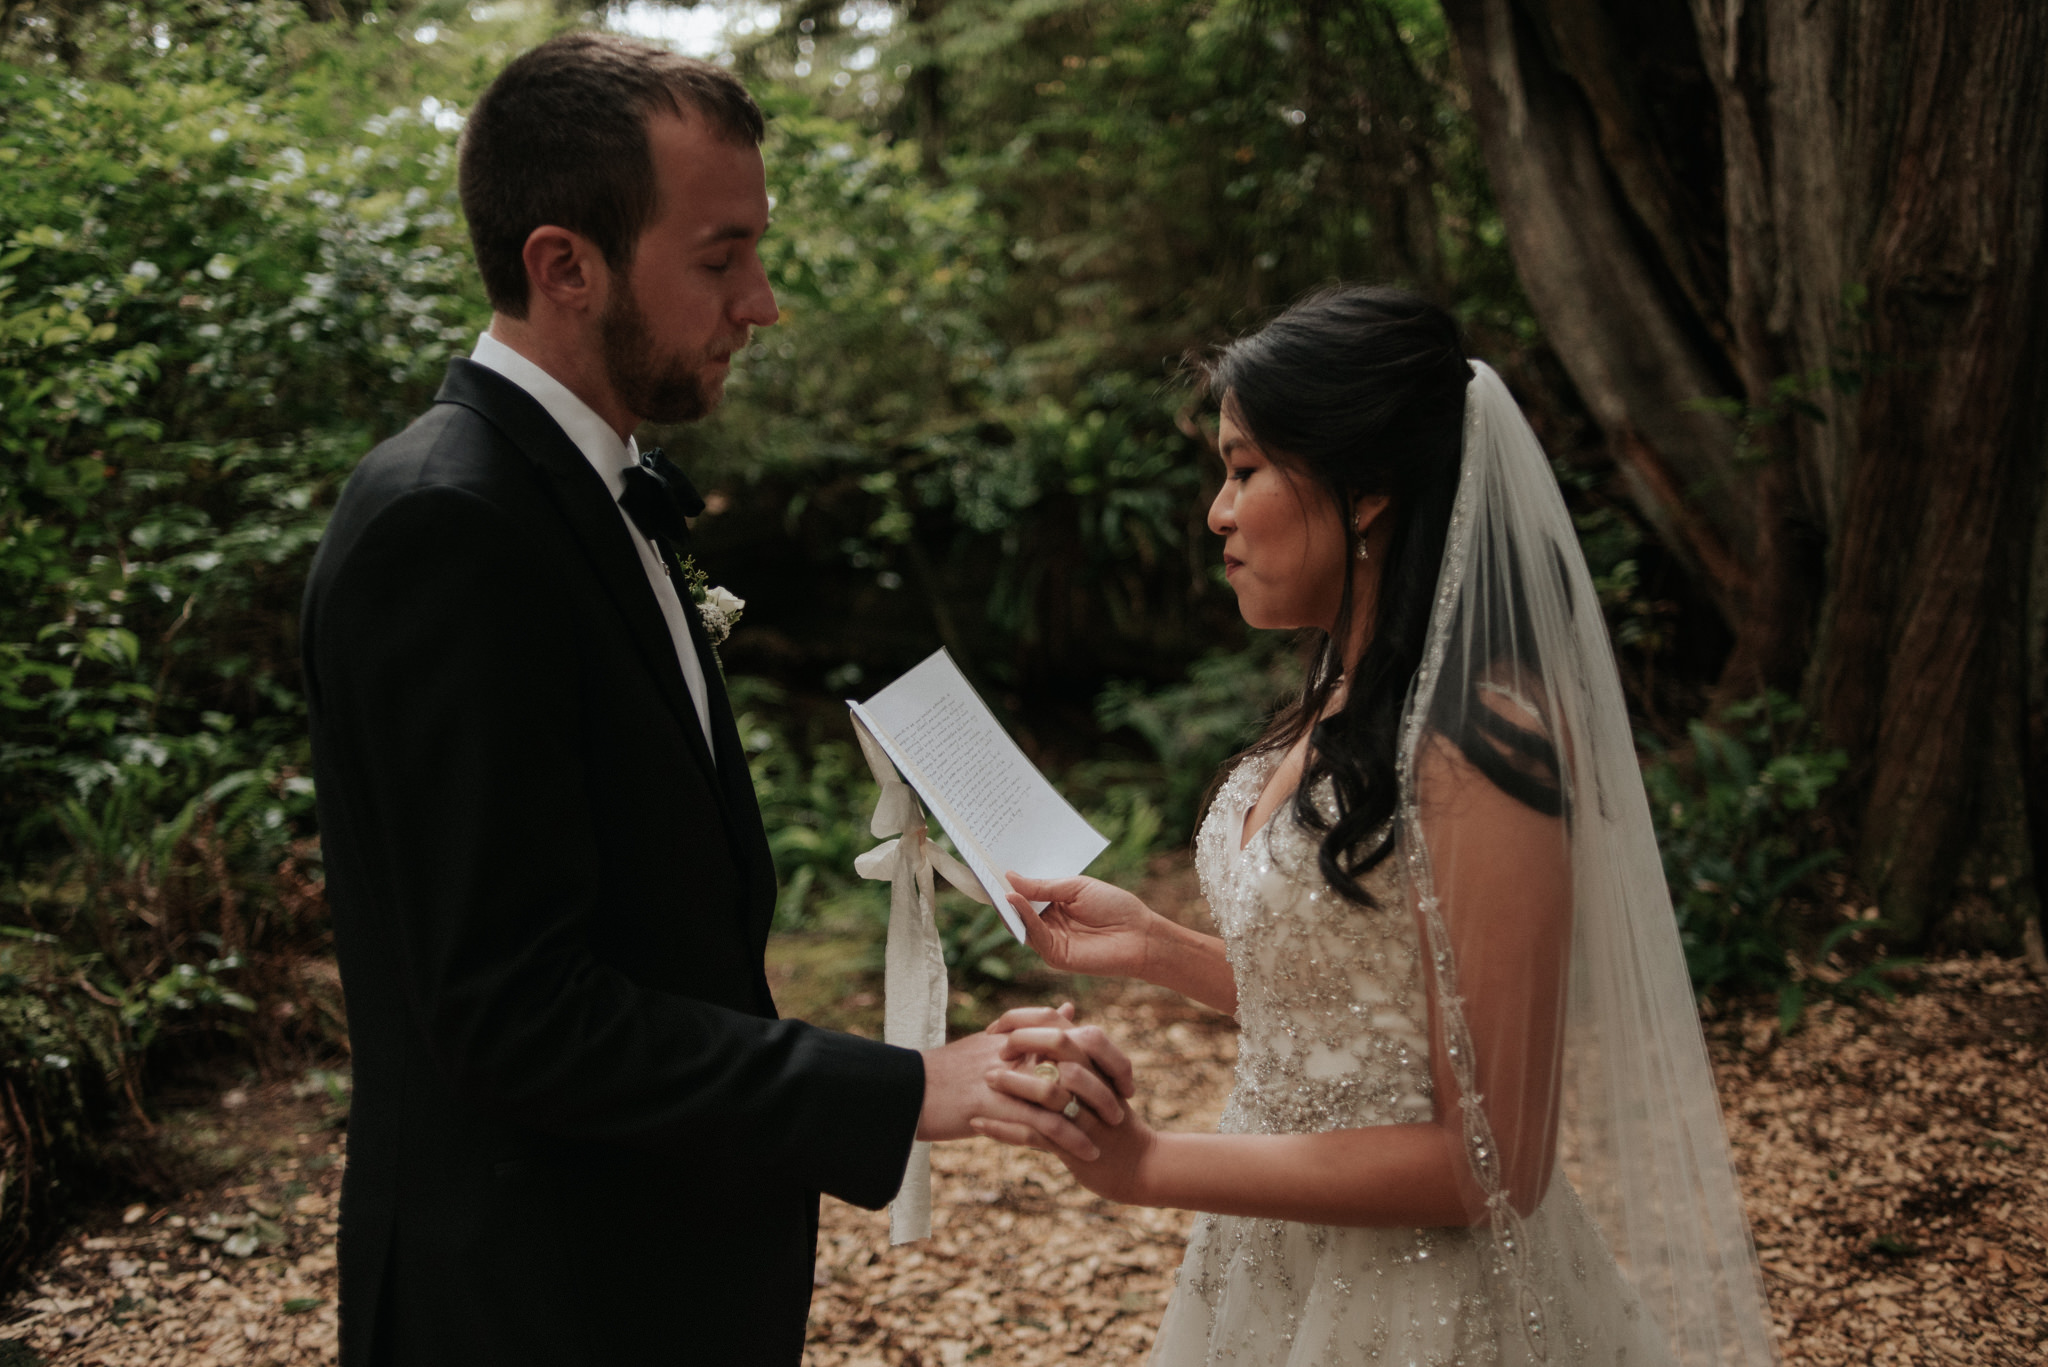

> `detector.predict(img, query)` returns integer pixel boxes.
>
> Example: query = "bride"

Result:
[972,287,1777,1365]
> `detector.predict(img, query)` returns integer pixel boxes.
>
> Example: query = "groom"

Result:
[301,32,1123,1367]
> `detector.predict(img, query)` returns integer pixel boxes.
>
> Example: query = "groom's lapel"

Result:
[431,359,720,786]
[673,583,778,957]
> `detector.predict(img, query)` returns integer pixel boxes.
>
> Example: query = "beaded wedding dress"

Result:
[1142,360,1775,1366]
[1148,751,1676,1366]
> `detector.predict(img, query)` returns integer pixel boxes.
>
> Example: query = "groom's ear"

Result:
[520,224,609,320]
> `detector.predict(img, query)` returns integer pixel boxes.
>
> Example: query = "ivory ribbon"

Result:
[850,715,992,1244]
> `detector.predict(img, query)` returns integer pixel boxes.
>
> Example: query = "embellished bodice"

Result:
[1195,753,1434,1138]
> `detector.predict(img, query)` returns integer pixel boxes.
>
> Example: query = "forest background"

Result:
[0,0,2041,1284]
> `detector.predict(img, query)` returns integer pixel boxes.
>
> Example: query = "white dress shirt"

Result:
[469,331,716,761]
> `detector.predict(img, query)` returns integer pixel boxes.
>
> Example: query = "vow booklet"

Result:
[850,649,1109,943]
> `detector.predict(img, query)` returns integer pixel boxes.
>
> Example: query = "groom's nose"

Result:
[732,257,778,330]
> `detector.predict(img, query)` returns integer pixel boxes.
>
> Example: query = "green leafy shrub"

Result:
[0,928,131,1281]
[0,4,514,1268]
[0,916,287,1279]
[0,6,496,854]
[0,0,529,1011]
[730,676,888,932]
[1095,642,1301,839]
[1643,692,1902,1025]
[14,736,333,1056]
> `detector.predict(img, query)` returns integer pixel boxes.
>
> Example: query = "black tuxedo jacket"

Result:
[301,359,924,1366]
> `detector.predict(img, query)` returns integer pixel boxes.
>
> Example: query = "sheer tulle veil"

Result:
[1397,361,1776,1364]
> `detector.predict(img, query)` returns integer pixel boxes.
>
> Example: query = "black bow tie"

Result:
[617,447,706,548]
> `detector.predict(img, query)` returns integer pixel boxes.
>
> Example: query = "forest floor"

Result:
[1,862,2043,1366]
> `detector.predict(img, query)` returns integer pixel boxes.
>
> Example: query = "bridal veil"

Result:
[1397,361,1776,1364]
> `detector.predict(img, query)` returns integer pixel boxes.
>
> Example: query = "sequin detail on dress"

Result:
[1148,753,1676,1367]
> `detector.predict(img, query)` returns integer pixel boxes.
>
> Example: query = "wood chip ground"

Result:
[2,956,2041,1365]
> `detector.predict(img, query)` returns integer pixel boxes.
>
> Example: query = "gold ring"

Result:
[1062,1097,1082,1121]
[1032,1061,1060,1084]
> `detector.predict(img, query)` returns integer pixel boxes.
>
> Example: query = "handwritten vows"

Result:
[851,650,1109,942]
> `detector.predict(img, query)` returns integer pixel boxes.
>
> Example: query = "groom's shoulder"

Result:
[309,392,546,598]
[334,358,570,522]
[348,395,525,508]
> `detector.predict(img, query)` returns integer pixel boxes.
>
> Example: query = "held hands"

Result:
[975,1008,1157,1206]
[1006,873,1161,979]
[917,1004,1134,1162]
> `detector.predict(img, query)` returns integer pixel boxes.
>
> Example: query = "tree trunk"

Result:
[905,0,949,182]
[1441,0,2048,947]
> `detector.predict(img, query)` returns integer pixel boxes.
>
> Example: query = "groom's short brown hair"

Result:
[459,31,765,318]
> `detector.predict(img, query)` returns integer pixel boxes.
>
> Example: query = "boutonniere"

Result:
[678,555,745,650]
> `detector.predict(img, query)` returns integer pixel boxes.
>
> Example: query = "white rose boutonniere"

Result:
[698,585,746,645]
[678,556,745,655]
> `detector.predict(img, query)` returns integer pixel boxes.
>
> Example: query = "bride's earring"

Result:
[1354,525,1371,562]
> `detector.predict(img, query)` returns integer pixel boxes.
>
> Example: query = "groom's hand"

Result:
[984,1002,1136,1106]
[917,1005,1133,1161]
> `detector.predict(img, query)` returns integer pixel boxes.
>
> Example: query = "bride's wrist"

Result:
[1139,912,1196,988]
[1126,1126,1171,1208]
[1135,908,1176,984]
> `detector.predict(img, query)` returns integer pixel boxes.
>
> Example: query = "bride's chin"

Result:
[1231,584,1323,633]
[1235,604,1290,632]
[1238,604,1327,634]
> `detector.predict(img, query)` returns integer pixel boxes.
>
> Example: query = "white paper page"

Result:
[851,649,1109,942]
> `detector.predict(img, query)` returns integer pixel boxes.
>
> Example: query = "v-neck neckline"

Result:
[1238,749,1294,853]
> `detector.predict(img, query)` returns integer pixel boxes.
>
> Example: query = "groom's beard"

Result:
[600,287,743,425]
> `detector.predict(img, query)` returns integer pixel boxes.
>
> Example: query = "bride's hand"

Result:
[1007,873,1161,979]
[984,1002,1137,1109]
[974,1071,1158,1207]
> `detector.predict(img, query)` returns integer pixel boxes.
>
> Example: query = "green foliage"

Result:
[1771,914,1915,1037]
[1643,692,1900,1023]
[11,736,326,1058]
[0,931,127,1090]
[683,0,1527,688]
[0,4,513,864]
[1643,693,1843,990]
[0,4,545,1075]
[691,146,1222,680]
[118,952,257,1049]
[1555,461,1677,662]
[730,676,890,931]
[0,2,527,1260]
[936,900,1025,985]
[0,927,131,1280]
[1095,641,1300,838]
[798,0,1523,363]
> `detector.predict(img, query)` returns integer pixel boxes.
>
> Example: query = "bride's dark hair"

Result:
[1199,284,1560,904]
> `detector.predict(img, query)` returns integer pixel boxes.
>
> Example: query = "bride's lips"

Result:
[1222,554,1244,577]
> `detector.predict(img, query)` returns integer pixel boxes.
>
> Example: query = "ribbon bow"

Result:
[617,447,707,548]
[850,715,991,1244]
